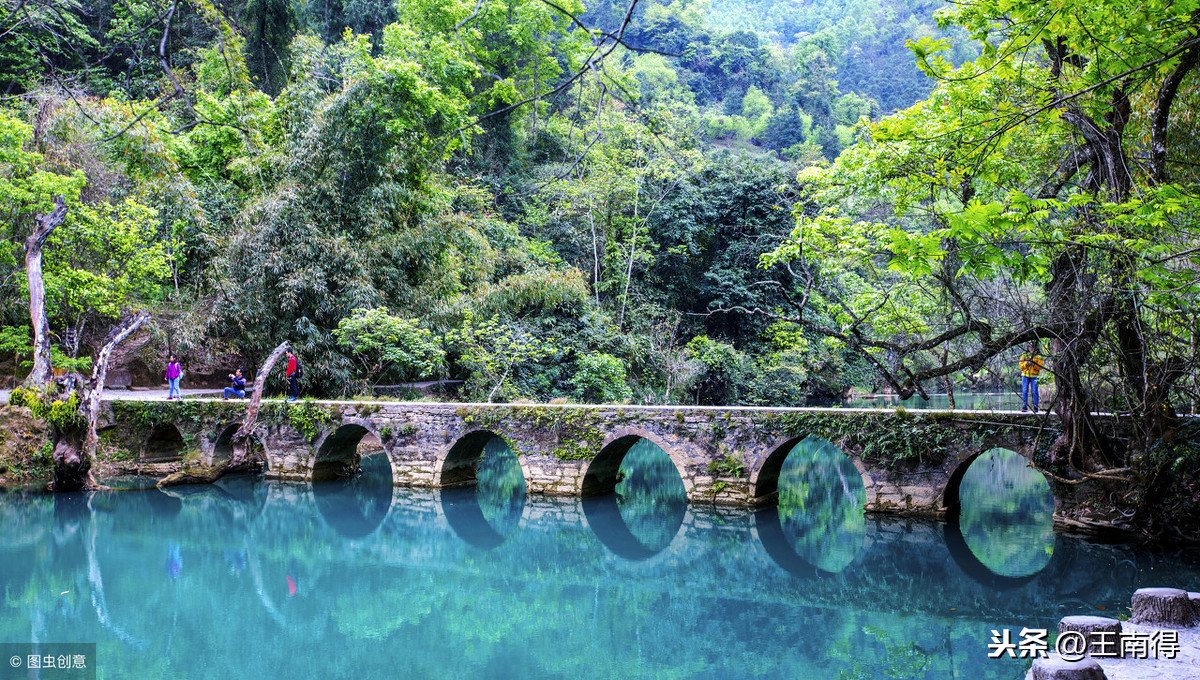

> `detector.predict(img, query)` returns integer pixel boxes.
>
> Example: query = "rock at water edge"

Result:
[1129,587,1199,627]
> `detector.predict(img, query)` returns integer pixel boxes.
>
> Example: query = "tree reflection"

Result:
[957,448,1055,578]
[614,440,686,553]
[441,436,525,549]
[476,436,525,536]
[312,452,394,539]
[0,479,1197,680]
[776,437,866,573]
[580,439,687,560]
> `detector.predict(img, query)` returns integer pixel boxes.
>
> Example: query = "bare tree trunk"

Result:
[52,312,149,491]
[618,182,640,331]
[229,341,290,466]
[159,341,290,486]
[588,194,601,306]
[25,196,68,387]
[82,313,149,458]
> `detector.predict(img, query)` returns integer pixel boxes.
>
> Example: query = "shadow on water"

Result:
[313,453,394,539]
[773,437,866,574]
[955,448,1056,582]
[582,439,686,561]
[441,436,525,549]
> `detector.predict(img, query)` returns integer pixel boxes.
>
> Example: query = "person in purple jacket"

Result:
[165,354,182,400]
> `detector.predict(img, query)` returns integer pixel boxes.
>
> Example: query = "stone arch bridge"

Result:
[103,399,1106,519]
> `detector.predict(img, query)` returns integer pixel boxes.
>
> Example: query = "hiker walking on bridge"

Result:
[165,354,182,400]
[1019,344,1044,413]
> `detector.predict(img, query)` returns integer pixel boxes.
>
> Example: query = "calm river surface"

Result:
[2,439,1199,679]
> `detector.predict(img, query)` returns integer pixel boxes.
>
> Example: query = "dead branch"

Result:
[25,195,69,387]
[82,312,150,461]
[229,340,290,465]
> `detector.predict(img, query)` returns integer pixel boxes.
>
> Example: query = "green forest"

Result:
[3,0,1200,518]
[2,0,981,407]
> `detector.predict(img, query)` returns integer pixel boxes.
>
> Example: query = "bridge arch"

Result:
[434,433,528,549]
[312,458,395,540]
[751,435,871,505]
[211,423,241,463]
[580,492,687,561]
[580,431,688,560]
[144,423,186,461]
[941,446,1056,519]
[941,520,1055,589]
[439,486,528,549]
[435,429,530,490]
[311,423,391,482]
[750,505,820,579]
[751,436,868,574]
[582,429,689,495]
[943,447,1058,584]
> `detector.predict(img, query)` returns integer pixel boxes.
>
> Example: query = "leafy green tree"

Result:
[447,314,561,402]
[333,307,445,391]
[685,335,750,405]
[0,325,31,370]
[569,352,631,403]
[42,198,174,335]
[0,0,97,95]
[755,0,1200,468]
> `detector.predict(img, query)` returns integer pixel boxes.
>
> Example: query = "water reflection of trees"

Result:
[1,477,1198,679]
[440,436,525,549]
[958,448,1055,578]
[313,453,394,539]
[776,437,866,573]
[612,439,686,554]
[475,437,525,536]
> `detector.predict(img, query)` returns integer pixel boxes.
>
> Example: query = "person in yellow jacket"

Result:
[1019,344,1044,412]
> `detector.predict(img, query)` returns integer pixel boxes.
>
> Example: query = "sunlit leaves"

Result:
[43,197,174,321]
[0,113,86,221]
[446,313,563,402]
[333,307,445,384]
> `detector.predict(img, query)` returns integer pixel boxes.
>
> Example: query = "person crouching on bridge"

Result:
[1019,344,1044,413]
[224,369,247,400]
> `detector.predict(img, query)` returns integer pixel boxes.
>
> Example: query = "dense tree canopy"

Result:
[732,0,1200,532]
[1,0,1197,459]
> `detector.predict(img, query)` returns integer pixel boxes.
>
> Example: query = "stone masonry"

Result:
[99,399,1101,516]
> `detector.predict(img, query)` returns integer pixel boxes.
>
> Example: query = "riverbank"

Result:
[1023,588,1200,680]
[0,406,49,483]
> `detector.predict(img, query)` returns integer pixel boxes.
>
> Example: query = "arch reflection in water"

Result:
[441,435,525,549]
[583,438,686,560]
[313,443,395,539]
[956,447,1055,579]
[775,437,866,574]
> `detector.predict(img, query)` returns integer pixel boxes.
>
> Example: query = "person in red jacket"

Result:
[285,349,300,402]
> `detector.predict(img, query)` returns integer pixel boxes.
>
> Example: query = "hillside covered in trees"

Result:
[2,0,972,405]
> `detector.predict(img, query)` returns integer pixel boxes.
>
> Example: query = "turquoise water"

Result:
[2,439,1199,679]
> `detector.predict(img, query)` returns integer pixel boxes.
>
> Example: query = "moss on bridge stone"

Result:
[459,405,607,461]
[96,399,1119,521]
